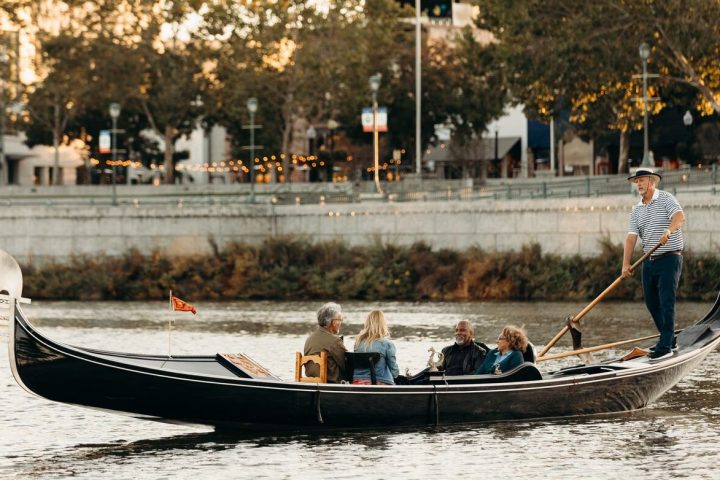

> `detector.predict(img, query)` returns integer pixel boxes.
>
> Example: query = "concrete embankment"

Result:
[2,191,718,263]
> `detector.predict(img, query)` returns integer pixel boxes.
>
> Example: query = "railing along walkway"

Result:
[0,166,717,207]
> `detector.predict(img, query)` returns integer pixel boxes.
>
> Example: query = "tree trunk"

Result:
[618,129,630,174]
[164,125,175,184]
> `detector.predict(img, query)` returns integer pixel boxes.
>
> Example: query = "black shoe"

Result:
[648,350,673,360]
[649,339,678,353]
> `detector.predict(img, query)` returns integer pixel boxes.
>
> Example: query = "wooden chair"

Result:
[344,352,381,384]
[295,351,327,383]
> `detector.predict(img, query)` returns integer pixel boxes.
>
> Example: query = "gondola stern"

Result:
[698,289,720,327]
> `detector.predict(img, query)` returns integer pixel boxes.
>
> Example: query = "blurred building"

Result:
[3,133,84,185]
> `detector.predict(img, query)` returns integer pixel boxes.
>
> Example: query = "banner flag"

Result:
[170,293,197,314]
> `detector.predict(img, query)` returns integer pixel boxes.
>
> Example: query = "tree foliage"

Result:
[2,0,516,178]
[476,0,720,169]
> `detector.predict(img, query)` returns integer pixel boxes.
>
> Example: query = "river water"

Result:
[2,299,720,479]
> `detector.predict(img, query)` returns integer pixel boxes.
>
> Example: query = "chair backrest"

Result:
[344,352,381,384]
[522,342,536,363]
[295,351,327,383]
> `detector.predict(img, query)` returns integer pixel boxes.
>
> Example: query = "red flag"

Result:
[171,295,197,314]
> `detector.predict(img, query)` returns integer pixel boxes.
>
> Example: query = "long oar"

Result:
[537,240,664,358]
[537,333,660,362]
[537,328,683,362]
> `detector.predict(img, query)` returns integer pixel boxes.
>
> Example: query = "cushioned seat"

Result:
[344,352,381,384]
[523,342,536,363]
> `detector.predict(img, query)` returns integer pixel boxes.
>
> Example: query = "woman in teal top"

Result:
[353,310,400,385]
[476,325,528,374]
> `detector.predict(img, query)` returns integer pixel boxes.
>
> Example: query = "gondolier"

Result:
[622,168,685,360]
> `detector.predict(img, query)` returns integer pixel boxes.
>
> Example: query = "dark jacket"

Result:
[475,348,524,375]
[304,327,347,383]
[441,341,488,375]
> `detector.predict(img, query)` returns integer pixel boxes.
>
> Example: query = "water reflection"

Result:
[7,408,720,479]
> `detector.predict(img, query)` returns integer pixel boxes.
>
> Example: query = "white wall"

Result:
[2,192,717,263]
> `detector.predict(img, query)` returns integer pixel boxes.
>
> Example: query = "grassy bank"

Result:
[21,238,720,302]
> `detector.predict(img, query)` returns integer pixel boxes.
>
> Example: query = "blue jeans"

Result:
[642,254,683,353]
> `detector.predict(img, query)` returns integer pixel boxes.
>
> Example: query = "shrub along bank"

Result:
[21,237,720,302]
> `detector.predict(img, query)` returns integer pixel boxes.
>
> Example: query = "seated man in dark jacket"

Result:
[441,320,488,375]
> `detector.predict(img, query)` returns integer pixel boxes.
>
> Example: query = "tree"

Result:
[3,0,206,184]
[23,34,99,184]
[202,0,414,181]
[439,30,510,146]
[476,0,720,171]
[202,0,507,181]
[134,40,205,184]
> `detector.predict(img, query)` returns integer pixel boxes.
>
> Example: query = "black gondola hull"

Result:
[9,294,720,431]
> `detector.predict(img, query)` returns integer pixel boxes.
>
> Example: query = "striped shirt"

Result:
[628,189,684,255]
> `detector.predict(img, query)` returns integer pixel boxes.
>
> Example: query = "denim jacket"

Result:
[353,338,400,385]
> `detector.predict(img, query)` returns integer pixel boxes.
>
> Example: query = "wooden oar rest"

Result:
[295,351,327,383]
[344,352,381,384]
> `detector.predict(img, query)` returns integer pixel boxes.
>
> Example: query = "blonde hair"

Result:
[354,310,390,349]
[501,325,528,353]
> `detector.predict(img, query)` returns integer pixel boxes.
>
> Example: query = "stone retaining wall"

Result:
[2,192,718,263]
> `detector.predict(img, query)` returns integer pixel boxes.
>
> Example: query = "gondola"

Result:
[3,251,720,431]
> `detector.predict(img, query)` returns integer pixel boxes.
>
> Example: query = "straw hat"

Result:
[627,167,662,182]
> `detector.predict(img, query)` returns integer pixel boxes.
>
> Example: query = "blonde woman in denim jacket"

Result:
[353,310,400,385]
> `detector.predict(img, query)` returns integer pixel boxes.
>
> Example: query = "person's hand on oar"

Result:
[621,263,634,278]
[659,228,673,245]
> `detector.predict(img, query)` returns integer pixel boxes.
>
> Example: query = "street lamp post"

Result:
[369,73,382,194]
[639,43,652,167]
[246,97,258,202]
[327,119,338,182]
[683,110,693,165]
[306,125,317,181]
[493,127,499,178]
[415,0,422,180]
[306,125,316,156]
[327,119,338,155]
[0,84,5,187]
[109,102,121,206]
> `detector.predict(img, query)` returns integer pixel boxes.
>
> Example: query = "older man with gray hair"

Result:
[304,302,347,383]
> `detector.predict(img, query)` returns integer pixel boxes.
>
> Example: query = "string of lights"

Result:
[89,151,409,175]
